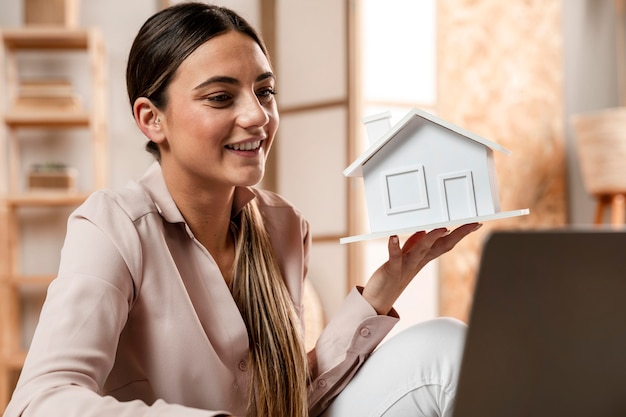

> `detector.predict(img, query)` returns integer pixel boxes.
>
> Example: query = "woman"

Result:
[3,3,480,417]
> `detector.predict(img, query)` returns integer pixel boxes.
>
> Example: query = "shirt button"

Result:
[360,327,371,337]
[318,379,327,388]
[238,360,247,372]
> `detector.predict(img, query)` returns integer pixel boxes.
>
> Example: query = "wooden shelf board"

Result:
[1,28,90,50]
[4,351,26,370]
[4,110,90,128]
[6,192,89,207]
[10,274,55,286]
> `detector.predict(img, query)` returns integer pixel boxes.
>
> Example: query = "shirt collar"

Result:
[136,161,256,224]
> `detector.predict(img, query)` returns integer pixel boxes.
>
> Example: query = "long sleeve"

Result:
[307,288,399,416]
[3,212,228,417]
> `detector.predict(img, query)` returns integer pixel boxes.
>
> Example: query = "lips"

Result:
[225,140,262,151]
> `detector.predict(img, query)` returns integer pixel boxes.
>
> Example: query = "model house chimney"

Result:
[363,111,392,146]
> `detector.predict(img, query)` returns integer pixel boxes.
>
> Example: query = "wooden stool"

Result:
[571,108,626,226]
[594,193,626,225]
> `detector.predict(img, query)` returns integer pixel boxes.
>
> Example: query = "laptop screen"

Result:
[452,229,626,417]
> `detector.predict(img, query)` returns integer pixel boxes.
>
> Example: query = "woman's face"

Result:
[157,30,278,191]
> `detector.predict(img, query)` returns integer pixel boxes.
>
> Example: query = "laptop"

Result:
[452,229,626,417]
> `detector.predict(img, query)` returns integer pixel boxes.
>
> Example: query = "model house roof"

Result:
[344,108,511,178]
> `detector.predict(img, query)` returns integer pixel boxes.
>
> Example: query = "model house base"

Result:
[340,208,530,244]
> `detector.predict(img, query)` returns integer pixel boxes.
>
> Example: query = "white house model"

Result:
[340,108,529,244]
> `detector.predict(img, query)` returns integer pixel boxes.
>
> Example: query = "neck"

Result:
[162,168,236,283]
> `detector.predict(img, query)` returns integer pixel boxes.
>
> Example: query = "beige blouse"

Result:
[4,162,398,417]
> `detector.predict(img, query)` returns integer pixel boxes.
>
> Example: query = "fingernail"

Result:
[473,223,483,231]
[391,235,399,245]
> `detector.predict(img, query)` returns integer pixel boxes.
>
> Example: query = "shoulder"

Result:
[252,188,299,210]
[74,181,158,224]
[252,188,306,223]
[251,188,310,240]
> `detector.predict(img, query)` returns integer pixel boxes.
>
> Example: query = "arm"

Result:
[3,198,228,417]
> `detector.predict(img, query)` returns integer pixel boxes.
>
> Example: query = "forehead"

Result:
[177,31,271,80]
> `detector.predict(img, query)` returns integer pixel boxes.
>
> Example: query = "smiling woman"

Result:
[134,30,278,199]
[2,3,480,417]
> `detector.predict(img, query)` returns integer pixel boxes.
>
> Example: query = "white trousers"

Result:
[321,317,467,417]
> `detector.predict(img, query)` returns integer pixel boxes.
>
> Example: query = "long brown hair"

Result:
[233,201,308,417]
[126,3,308,416]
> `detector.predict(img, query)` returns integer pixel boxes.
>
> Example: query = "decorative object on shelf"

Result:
[27,163,78,193]
[24,0,79,28]
[13,79,82,112]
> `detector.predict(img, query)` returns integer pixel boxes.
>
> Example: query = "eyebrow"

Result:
[193,72,275,90]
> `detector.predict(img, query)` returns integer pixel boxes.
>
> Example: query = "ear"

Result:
[133,97,166,144]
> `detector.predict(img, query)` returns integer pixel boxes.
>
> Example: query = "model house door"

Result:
[439,171,478,221]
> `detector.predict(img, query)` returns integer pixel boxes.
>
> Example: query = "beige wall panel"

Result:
[361,238,439,334]
[277,108,347,236]
[307,241,347,323]
[276,0,346,107]
[437,0,567,321]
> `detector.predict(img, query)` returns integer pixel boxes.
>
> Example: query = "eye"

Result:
[256,87,277,103]
[205,93,233,108]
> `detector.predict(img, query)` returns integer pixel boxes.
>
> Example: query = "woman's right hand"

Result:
[362,223,481,315]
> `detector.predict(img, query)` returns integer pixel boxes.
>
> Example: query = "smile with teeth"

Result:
[225,140,262,151]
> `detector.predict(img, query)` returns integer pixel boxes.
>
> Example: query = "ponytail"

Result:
[231,200,308,417]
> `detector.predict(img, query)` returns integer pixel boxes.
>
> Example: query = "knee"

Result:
[384,317,467,362]
[424,317,467,347]
[404,318,467,380]
[430,317,467,360]
[404,317,466,344]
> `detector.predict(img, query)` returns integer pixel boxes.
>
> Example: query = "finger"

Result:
[400,230,427,253]
[402,227,448,255]
[388,235,401,258]
[386,235,403,277]
[429,223,482,258]
[445,222,481,243]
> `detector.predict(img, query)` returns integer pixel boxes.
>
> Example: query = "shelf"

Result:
[4,351,26,370]
[0,24,107,410]
[6,192,89,207]
[4,110,90,128]
[1,28,91,50]
[9,274,55,286]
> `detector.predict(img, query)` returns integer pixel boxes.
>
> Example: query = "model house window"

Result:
[384,164,429,214]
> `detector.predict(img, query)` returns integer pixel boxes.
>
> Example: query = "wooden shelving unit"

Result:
[0,27,107,411]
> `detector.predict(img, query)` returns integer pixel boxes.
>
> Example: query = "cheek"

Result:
[268,110,279,137]
[265,118,279,150]
[170,106,226,141]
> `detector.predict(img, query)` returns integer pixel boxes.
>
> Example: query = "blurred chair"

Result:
[571,107,626,225]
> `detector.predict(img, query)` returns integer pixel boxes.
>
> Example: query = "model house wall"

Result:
[368,114,502,231]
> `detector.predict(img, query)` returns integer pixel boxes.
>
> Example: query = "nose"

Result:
[237,92,270,129]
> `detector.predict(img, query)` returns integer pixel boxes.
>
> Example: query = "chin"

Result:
[238,171,265,187]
